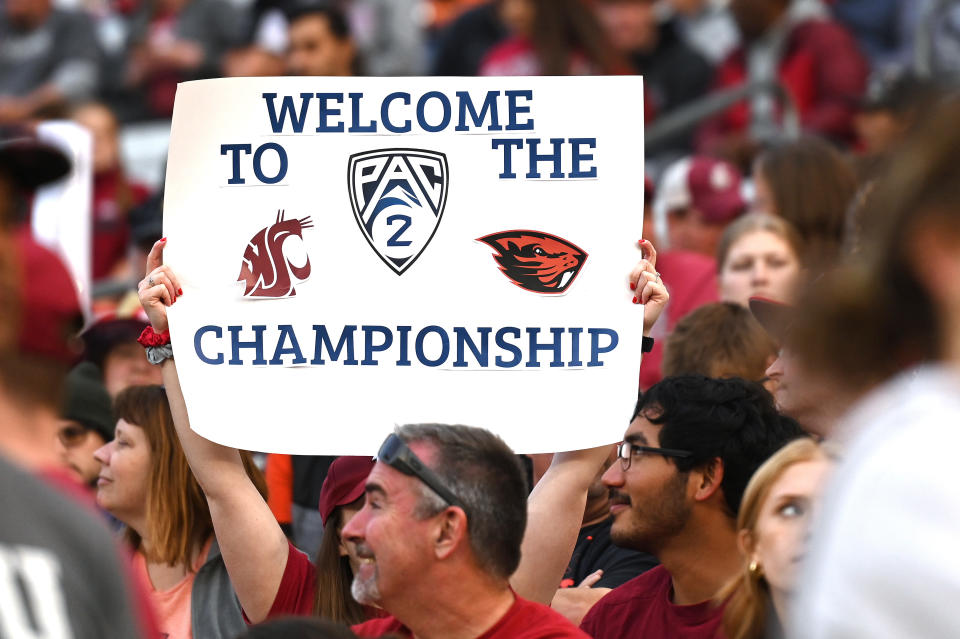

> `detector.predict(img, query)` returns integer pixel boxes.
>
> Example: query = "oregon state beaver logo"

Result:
[348,148,448,275]
[477,230,588,294]
[237,210,313,298]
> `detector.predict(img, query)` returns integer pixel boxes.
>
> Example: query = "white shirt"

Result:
[793,365,960,638]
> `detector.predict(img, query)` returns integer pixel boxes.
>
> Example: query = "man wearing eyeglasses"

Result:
[580,375,805,639]
[56,362,115,488]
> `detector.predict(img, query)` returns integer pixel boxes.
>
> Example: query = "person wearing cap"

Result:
[137,269,592,637]
[312,456,382,625]
[56,361,115,488]
[135,238,669,638]
[83,309,162,398]
[638,161,734,388]
[655,155,748,258]
[0,130,153,639]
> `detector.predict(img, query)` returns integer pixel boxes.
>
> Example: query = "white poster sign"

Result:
[164,76,644,455]
[32,122,93,320]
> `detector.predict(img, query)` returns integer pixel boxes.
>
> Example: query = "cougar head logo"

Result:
[477,230,588,294]
[238,210,313,298]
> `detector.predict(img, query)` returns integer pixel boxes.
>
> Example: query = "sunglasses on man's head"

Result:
[376,433,465,510]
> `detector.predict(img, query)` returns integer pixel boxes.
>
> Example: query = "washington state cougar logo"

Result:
[477,231,588,294]
[237,210,313,298]
[348,149,448,275]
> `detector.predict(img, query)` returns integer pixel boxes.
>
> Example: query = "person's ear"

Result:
[433,506,468,561]
[692,457,725,502]
[738,528,754,556]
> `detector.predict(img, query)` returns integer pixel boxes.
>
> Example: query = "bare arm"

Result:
[140,239,289,622]
[510,239,668,604]
[510,446,613,604]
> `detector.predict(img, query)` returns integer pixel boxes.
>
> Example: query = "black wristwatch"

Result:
[642,336,654,353]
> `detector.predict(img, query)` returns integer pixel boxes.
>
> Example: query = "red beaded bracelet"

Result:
[137,326,171,348]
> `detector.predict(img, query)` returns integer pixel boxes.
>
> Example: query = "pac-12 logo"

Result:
[477,230,588,294]
[348,148,448,275]
[237,210,313,298]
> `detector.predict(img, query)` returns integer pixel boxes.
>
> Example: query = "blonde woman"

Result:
[718,438,835,639]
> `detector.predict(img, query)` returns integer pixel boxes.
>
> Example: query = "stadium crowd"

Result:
[2,0,960,637]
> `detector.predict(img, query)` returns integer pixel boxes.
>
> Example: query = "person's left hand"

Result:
[551,573,612,627]
[628,239,668,335]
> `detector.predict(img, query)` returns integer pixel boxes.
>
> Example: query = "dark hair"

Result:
[663,303,777,382]
[789,99,960,388]
[312,500,366,624]
[755,136,857,268]
[633,375,806,516]
[528,0,624,75]
[235,616,358,639]
[396,424,527,580]
[287,3,351,40]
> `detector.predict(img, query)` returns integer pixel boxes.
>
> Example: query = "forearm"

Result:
[510,445,612,604]
[160,358,250,495]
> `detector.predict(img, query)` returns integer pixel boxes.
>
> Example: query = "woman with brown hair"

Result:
[312,455,379,624]
[718,438,835,639]
[93,384,266,639]
[751,136,857,267]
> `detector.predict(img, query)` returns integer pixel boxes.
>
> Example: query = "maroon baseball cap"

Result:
[15,230,84,364]
[687,157,746,223]
[81,308,150,367]
[318,456,376,526]
[656,156,746,224]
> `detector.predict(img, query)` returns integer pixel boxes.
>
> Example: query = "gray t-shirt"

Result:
[0,455,143,639]
[0,9,99,101]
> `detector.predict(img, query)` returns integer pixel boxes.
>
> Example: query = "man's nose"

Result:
[602,462,625,488]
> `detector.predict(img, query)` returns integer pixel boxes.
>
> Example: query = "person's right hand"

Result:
[138,238,182,334]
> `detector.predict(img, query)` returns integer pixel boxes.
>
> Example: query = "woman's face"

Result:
[720,230,801,306]
[749,458,832,600]
[93,419,152,525]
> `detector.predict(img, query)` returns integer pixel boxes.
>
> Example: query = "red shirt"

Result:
[353,595,589,639]
[579,565,725,639]
[268,543,586,638]
[638,250,719,389]
[698,18,868,148]
[267,541,317,617]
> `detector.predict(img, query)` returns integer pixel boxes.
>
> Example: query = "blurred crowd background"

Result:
[5,2,960,638]
[3,0,959,324]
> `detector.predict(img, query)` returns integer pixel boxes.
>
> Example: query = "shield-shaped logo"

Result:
[348,148,448,275]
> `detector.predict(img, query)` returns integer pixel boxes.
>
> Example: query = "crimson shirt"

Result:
[580,565,725,639]
[353,596,589,639]
[638,250,719,389]
[267,542,587,638]
[698,18,868,148]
